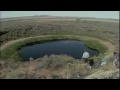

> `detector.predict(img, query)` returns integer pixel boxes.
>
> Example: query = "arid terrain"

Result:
[0,16,119,79]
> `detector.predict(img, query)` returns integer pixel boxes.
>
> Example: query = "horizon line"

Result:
[1,15,119,20]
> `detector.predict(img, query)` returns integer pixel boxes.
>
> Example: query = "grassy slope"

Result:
[0,35,107,61]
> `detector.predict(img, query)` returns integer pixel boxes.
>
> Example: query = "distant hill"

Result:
[1,15,66,21]
[1,15,119,22]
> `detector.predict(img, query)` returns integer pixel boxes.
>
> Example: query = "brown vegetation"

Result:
[0,17,119,79]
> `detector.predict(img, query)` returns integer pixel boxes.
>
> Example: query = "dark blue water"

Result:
[19,40,99,61]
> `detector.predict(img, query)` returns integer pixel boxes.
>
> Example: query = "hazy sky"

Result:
[0,11,119,19]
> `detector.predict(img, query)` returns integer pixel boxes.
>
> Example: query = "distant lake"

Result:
[18,40,99,61]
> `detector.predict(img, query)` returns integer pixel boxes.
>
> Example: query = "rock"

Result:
[29,57,34,61]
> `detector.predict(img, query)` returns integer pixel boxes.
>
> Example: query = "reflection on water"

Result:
[19,40,99,61]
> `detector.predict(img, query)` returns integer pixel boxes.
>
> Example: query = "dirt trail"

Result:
[0,35,116,56]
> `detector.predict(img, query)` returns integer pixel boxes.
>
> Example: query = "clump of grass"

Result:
[0,55,90,79]
[85,69,119,79]
[5,70,26,79]
[100,62,117,71]
[83,40,107,53]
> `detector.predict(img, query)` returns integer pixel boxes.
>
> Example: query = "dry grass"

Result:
[85,69,119,79]
[0,55,119,79]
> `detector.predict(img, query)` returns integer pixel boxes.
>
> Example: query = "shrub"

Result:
[5,70,26,79]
